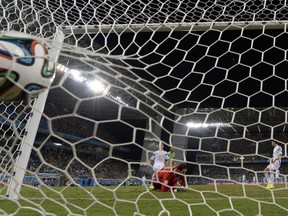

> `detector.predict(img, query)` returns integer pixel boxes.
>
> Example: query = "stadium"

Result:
[1,0,288,215]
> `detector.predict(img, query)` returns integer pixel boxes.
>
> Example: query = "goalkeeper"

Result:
[167,146,176,167]
[152,163,188,192]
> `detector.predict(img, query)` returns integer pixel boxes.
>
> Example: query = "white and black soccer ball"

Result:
[0,31,55,101]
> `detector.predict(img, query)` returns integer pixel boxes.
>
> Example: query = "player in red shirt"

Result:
[152,163,188,192]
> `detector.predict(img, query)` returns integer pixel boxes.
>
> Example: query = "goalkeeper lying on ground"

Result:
[152,163,188,192]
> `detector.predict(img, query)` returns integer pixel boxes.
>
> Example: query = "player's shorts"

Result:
[152,165,164,181]
[267,160,281,171]
[153,164,165,172]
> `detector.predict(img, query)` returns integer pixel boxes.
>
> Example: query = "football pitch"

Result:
[1,184,288,216]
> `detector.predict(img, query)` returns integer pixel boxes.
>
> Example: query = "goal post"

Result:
[6,30,64,200]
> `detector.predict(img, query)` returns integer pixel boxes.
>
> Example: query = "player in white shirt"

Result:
[148,142,169,190]
[264,140,282,189]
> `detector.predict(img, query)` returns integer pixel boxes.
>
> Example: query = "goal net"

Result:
[1,0,288,215]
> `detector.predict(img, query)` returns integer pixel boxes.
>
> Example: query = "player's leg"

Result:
[269,170,275,188]
[264,164,274,188]
[149,172,155,190]
[275,169,280,182]
[274,160,281,182]
[149,167,158,190]
[263,165,270,183]
[267,162,278,188]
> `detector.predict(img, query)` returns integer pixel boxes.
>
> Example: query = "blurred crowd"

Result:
[27,145,145,180]
[24,139,287,185]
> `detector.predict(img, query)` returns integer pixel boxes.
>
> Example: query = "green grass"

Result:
[1,184,288,216]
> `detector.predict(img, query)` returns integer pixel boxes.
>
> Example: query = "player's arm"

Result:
[180,175,186,187]
[148,159,152,166]
[148,153,155,166]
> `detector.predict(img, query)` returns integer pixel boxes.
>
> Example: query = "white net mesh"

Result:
[0,100,34,190]
[1,0,288,215]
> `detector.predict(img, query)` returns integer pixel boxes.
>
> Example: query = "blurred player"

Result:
[148,142,169,190]
[153,163,188,192]
[264,140,282,189]
[167,146,176,167]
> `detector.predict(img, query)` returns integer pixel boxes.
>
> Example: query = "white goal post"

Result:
[1,0,288,215]
[6,31,65,200]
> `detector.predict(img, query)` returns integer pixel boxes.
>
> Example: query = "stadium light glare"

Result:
[53,142,62,146]
[58,64,128,105]
[56,63,66,72]
[70,69,86,82]
[187,122,231,128]
[107,94,129,106]
[87,79,105,93]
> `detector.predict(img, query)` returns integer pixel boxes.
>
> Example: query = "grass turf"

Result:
[1,183,288,216]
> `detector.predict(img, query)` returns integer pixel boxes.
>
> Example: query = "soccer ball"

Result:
[0,31,55,101]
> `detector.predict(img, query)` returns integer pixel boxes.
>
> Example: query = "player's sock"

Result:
[269,173,274,185]
[151,173,156,181]
[275,170,280,179]
[264,173,269,183]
